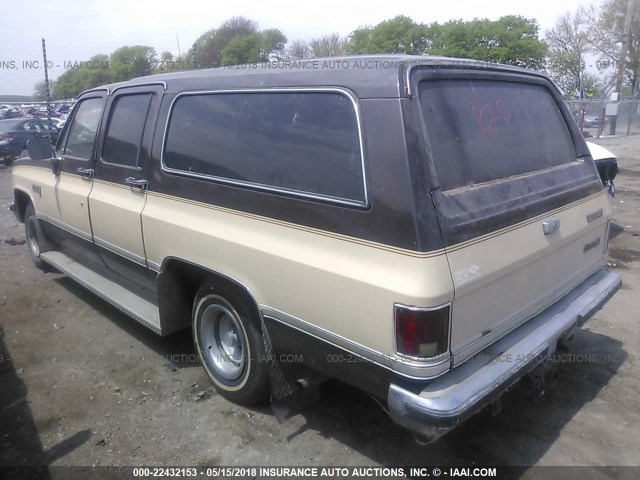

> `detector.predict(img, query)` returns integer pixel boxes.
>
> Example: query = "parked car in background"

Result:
[57,104,73,114]
[587,141,618,196]
[48,118,66,130]
[0,118,58,165]
[573,109,607,130]
[583,112,604,128]
[0,109,27,120]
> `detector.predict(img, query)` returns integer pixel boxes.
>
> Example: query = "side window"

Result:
[64,97,106,160]
[101,94,152,167]
[23,121,40,132]
[163,91,365,204]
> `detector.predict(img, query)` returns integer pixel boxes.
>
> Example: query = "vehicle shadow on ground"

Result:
[610,222,625,240]
[51,277,627,472]
[52,276,197,369]
[0,326,91,479]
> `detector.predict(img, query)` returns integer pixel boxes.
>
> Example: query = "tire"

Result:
[24,203,51,270]
[192,281,269,404]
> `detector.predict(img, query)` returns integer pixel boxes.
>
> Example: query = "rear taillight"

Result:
[395,304,450,358]
[0,134,14,140]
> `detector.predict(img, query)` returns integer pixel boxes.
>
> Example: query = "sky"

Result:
[0,0,598,96]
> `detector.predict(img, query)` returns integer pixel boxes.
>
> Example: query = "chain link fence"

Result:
[565,99,640,138]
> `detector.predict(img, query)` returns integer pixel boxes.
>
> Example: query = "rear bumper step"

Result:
[387,268,621,441]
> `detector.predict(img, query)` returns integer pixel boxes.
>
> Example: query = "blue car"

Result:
[0,118,58,165]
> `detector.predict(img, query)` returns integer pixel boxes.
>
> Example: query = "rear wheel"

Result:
[192,281,269,404]
[24,204,50,270]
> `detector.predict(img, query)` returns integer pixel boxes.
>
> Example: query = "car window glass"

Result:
[419,80,576,191]
[102,94,152,167]
[64,97,106,160]
[163,91,365,204]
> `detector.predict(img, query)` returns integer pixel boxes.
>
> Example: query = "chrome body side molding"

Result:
[261,306,451,380]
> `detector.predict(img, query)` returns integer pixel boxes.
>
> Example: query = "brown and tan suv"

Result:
[11,55,621,441]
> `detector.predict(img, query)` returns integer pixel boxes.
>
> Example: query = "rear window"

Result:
[419,80,576,191]
[162,91,365,205]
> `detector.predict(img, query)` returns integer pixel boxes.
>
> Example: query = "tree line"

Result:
[546,0,639,99]
[36,0,638,101]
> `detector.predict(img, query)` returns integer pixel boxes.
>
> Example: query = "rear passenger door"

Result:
[89,85,162,280]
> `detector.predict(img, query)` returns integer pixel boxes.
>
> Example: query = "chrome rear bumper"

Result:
[388,268,621,441]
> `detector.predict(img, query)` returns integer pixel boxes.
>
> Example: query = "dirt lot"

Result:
[1,136,639,475]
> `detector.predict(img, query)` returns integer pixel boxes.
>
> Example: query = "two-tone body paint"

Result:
[445,190,612,363]
[13,166,93,241]
[10,56,616,385]
[142,190,454,377]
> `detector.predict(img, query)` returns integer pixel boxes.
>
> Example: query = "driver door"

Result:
[54,93,107,241]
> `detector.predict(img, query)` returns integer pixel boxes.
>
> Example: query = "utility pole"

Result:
[41,38,52,134]
[611,0,636,134]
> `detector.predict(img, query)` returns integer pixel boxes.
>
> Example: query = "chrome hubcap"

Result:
[200,303,246,381]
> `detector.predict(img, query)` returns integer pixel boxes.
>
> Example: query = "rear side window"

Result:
[102,94,152,167]
[419,80,576,191]
[163,91,365,204]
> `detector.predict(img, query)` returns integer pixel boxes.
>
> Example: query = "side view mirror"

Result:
[26,136,54,161]
[26,136,61,176]
[27,135,62,177]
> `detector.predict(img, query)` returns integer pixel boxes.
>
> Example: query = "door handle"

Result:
[542,218,560,235]
[125,177,148,190]
[77,167,94,179]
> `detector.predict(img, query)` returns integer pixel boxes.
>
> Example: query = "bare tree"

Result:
[33,80,54,101]
[590,0,640,97]
[545,8,595,98]
[286,40,312,60]
[309,34,347,58]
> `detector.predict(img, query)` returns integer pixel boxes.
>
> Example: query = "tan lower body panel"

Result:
[446,191,612,361]
[12,167,93,239]
[89,180,147,263]
[142,193,454,359]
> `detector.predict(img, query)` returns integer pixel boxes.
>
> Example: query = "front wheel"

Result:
[24,203,51,270]
[192,282,269,404]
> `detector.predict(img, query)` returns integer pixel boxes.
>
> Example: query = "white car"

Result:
[586,141,618,196]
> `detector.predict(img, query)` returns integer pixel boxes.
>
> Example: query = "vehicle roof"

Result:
[0,119,27,129]
[82,54,547,99]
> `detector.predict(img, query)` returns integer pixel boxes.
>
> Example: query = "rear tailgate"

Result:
[415,72,610,364]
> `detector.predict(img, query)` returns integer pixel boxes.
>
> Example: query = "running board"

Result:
[40,251,162,334]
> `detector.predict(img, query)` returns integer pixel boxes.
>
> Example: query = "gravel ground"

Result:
[0,135,639,475]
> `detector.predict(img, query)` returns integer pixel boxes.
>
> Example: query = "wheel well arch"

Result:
[156,257,264,335]
[13,188,32,223]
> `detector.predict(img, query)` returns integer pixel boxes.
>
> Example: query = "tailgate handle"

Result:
[542,218,560,235]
